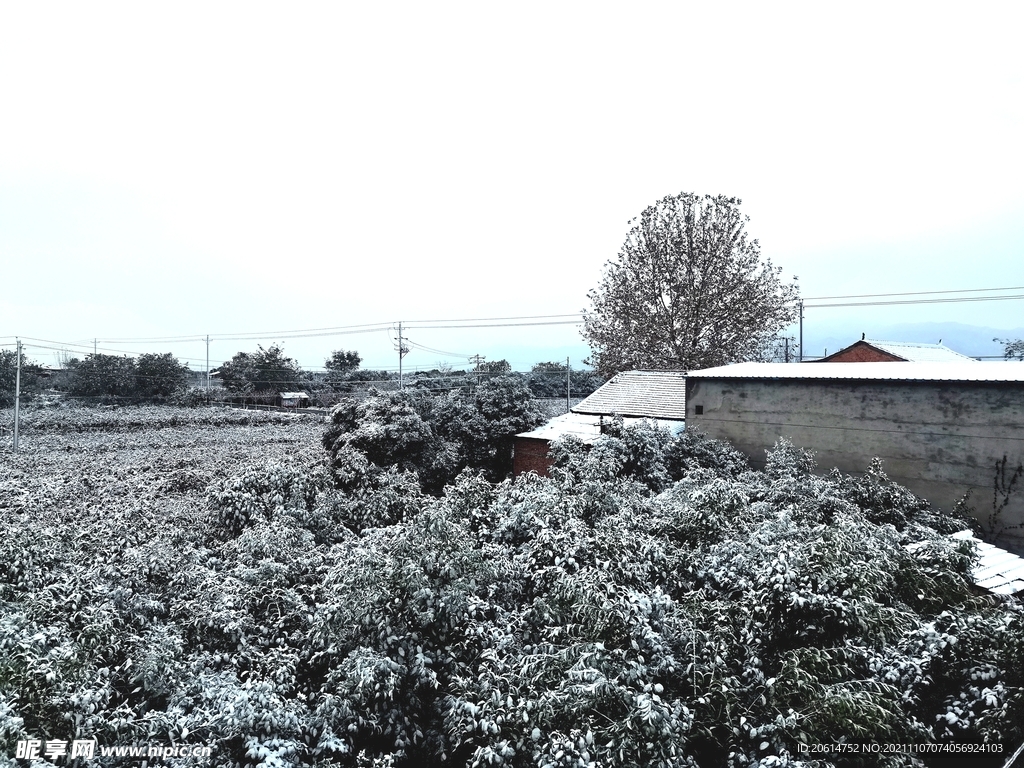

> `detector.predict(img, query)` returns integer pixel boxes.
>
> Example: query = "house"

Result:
[514,371,687,477]
[686,361,1024,553]
[277,391,310,408]
[818,339,977,363]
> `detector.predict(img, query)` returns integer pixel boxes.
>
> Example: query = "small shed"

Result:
[818,339,977,363]
[277,391,310,408]
[514,370,687,477]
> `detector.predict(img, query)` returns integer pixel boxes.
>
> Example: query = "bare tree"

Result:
[582,193,800,377]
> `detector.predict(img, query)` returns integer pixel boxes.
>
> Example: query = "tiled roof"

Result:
[571,370,687,419]
[516,411,684,443]
[866,340,977,363]
[950,531,1024,595]
[687,361,1024,383]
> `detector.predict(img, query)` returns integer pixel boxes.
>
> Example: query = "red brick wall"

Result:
[822,343,904,363]
[513,437,554,477]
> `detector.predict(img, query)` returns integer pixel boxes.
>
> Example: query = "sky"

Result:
[2,2,1022,373]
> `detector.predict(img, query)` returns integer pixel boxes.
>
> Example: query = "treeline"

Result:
[1,344,605,407]
[216,346,604,404]
[1,349,194,405]
[64,352,192,399]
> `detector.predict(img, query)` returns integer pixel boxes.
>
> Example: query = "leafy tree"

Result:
[582,192,800,377]
[61,352,190,400]
[324,348,362,385]
[66,353,138,397]
[475,359,511,374]
[526,361,604,398]
[464,375,546,478]
[135,352,191,398]
[323,376,545,494]
[410,368,472,394]
[218,344,303,395]
[995,337,1024,360]
[0,348,43,407]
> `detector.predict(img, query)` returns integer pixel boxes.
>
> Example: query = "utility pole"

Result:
[469,354,485,390]
[395,322,410,389]
[566,356,570,413]
[797,300,804,363]
[205,335,210,396]
[93,338,97,356]
[13,339,21,452]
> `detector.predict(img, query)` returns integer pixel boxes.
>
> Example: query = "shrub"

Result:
[323,379,544,494]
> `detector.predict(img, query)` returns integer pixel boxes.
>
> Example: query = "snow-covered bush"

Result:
[2,412,1022,767]
[323,380,544,495]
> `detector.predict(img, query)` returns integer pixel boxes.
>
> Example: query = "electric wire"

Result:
[803,285,1024,301]
[805,294,1024,308]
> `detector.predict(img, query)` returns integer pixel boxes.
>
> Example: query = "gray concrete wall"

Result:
[686,378,1024,553]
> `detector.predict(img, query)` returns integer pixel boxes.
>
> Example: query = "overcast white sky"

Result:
[2,2,1022,372]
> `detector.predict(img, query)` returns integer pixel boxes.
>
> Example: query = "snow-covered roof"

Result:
[278,391,309,398]
[687,361,1024,383]
[950,531,1024,596]
[516,411,684,444]
[861,340,976,363]
[572,370,687,419]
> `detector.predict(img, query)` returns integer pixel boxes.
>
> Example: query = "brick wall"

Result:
[513,437,554,477]
[823,343,904,362]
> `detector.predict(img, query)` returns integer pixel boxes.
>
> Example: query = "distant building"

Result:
[514,371,686,477]
[277,392,310,408]
[818,339,977,363]
[686,361,1024,554]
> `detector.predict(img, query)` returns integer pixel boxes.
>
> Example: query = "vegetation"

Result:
[322,375,545,495]
[582,193,800,377]
[134,352,193,398]
[995,338,1024,361]
[218,345,305,399]
[476,359,512,374]
[526,362,604,399]
[0,349,44,407]
[1,402,1021,767]
[323,349,363,385]
[62,352,191,401]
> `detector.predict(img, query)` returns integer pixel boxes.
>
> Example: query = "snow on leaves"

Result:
[0,407,1022,767]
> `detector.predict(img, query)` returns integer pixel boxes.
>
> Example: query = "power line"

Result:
[403,338,474,359]
[33,314,584,346]
[805,294,1024,309]
[8,285,1022,362]
[803,285,1024,301]
[18,339,211,365]
[404,312,582,323]
[104,320,394,343]
[212,327,391,342]
[408,320,583,330]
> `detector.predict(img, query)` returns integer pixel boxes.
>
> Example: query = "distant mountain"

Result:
[803,322,1024,361]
